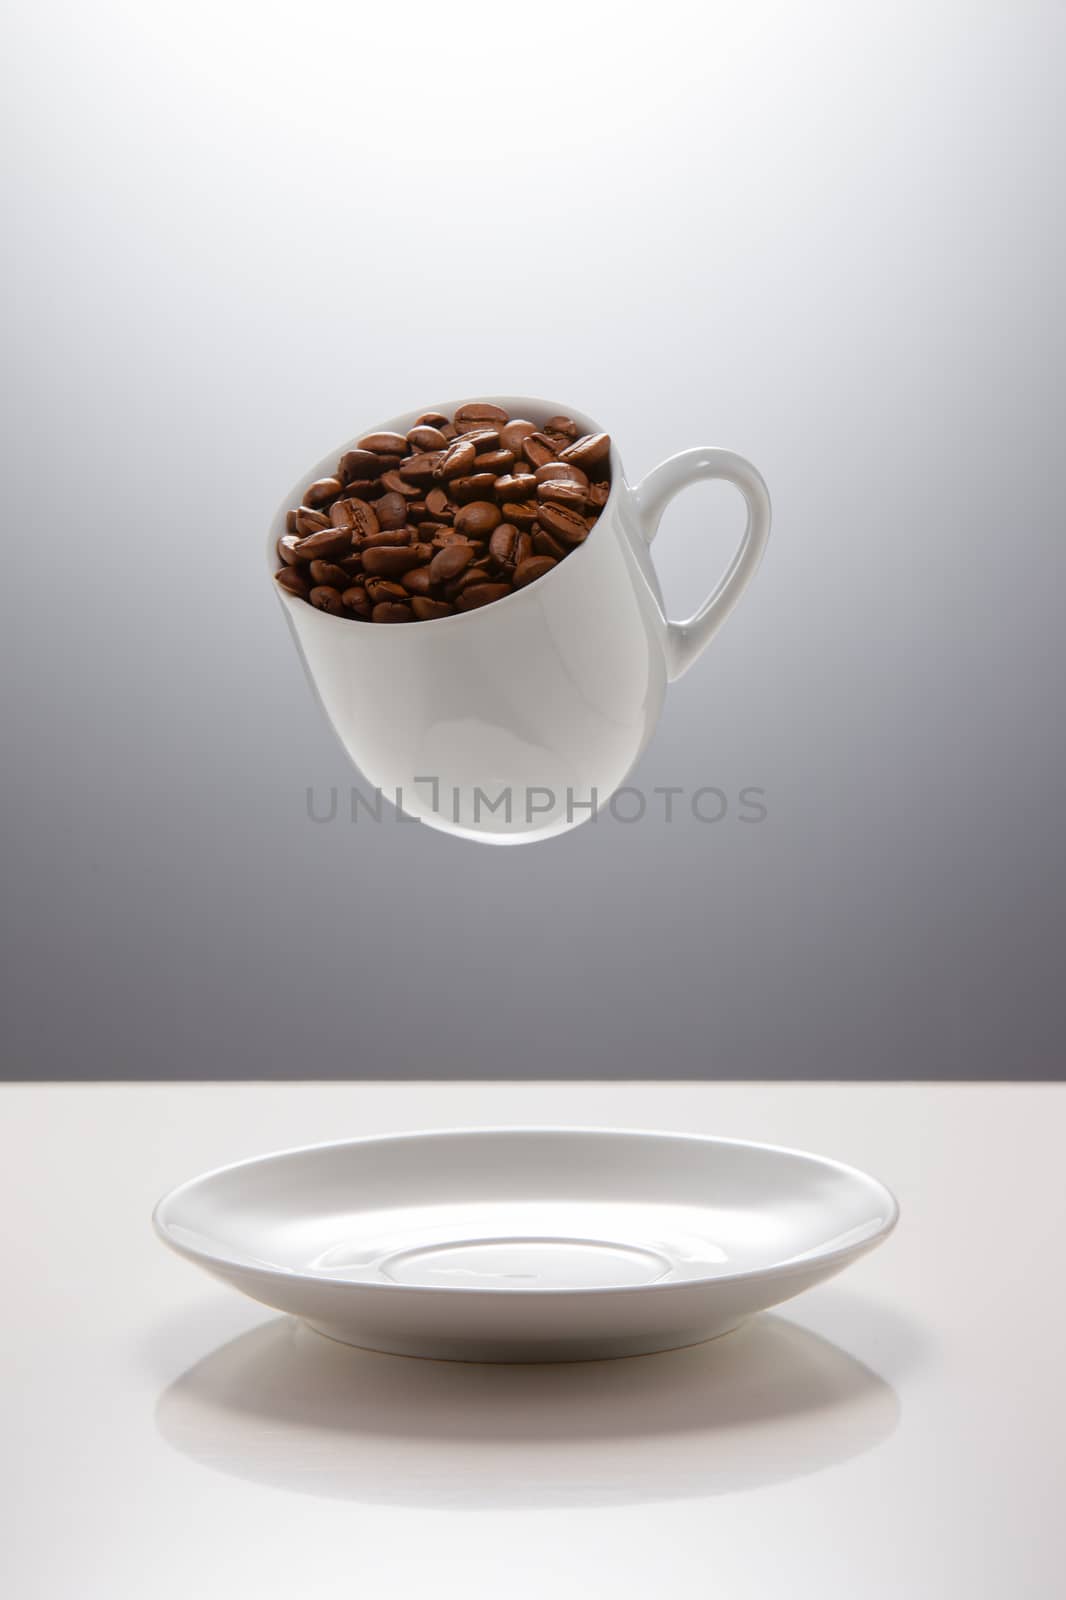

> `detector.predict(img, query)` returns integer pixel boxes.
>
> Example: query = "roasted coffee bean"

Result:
[450,473,498,503]
[425,487,454,521]
[411,596,454,621]
[364,577,409,604]
[330,497,368,529]
[538,501,590,544]
[339,448,383,483]
[346,500,381,539]
[309,560,351,588]
[401,565,435,596]
[282,403,610,623]
[429,542,475,583]
[275,566,310,597]
[399,451,443,482]
[537,479,587,510]
[473,449,515,473]
[452,565,495,594]
[520,432,560,469]
[304,476,342,508]
[362,545,424,578]
[372,492,408,531]
[494,473,537,500]
[434,438,477,479]
[361,526,413,548]
[499,418,537,453]
[340,478,379,501]
[294,506,331,536]
[532,527,567,558]
[358,431,408,455]
[406,425,449,452]
[489,523,532,569]
[456,582,512,610]
[294,525,352,560]
[454,401,510,426]
[534,461,588,487]
[309,585,347,615]
[455,500,502,537]
[501,500,538,529]
[513,555,558,588]
[559,432,610,469]
[379,470,422,498]
[451,427,499,451]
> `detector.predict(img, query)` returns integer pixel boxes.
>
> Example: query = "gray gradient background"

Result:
[3,1,1063,1080]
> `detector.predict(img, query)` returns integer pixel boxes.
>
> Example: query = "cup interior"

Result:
[268,395,619,622]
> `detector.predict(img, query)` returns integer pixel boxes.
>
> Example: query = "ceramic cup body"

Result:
[269,397,770,843]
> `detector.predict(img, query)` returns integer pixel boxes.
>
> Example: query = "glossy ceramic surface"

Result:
[269,397,770,842]
[154,1127,896,1362]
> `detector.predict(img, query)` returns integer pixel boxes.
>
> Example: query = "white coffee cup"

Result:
[269,396,770,844]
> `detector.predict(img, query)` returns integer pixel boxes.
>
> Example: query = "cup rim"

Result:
[269,394,620,633]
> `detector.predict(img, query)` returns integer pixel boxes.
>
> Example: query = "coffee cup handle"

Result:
[633,448,771,682]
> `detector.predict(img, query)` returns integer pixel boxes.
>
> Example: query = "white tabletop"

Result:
[4,1082,1064,1598]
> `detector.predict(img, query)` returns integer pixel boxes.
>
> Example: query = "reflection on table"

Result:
[157,1310,900,1507]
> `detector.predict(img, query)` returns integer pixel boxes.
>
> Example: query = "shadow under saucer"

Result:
[155,1311,900,1508]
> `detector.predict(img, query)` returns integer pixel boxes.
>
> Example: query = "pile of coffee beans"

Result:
[275,403,611,623]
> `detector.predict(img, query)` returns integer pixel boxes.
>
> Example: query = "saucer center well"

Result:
[379,1236,673,1290]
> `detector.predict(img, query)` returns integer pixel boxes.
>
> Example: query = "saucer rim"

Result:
[152,1124,899,1299]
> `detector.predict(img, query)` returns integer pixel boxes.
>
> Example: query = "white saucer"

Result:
[153,1127,898,1362]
